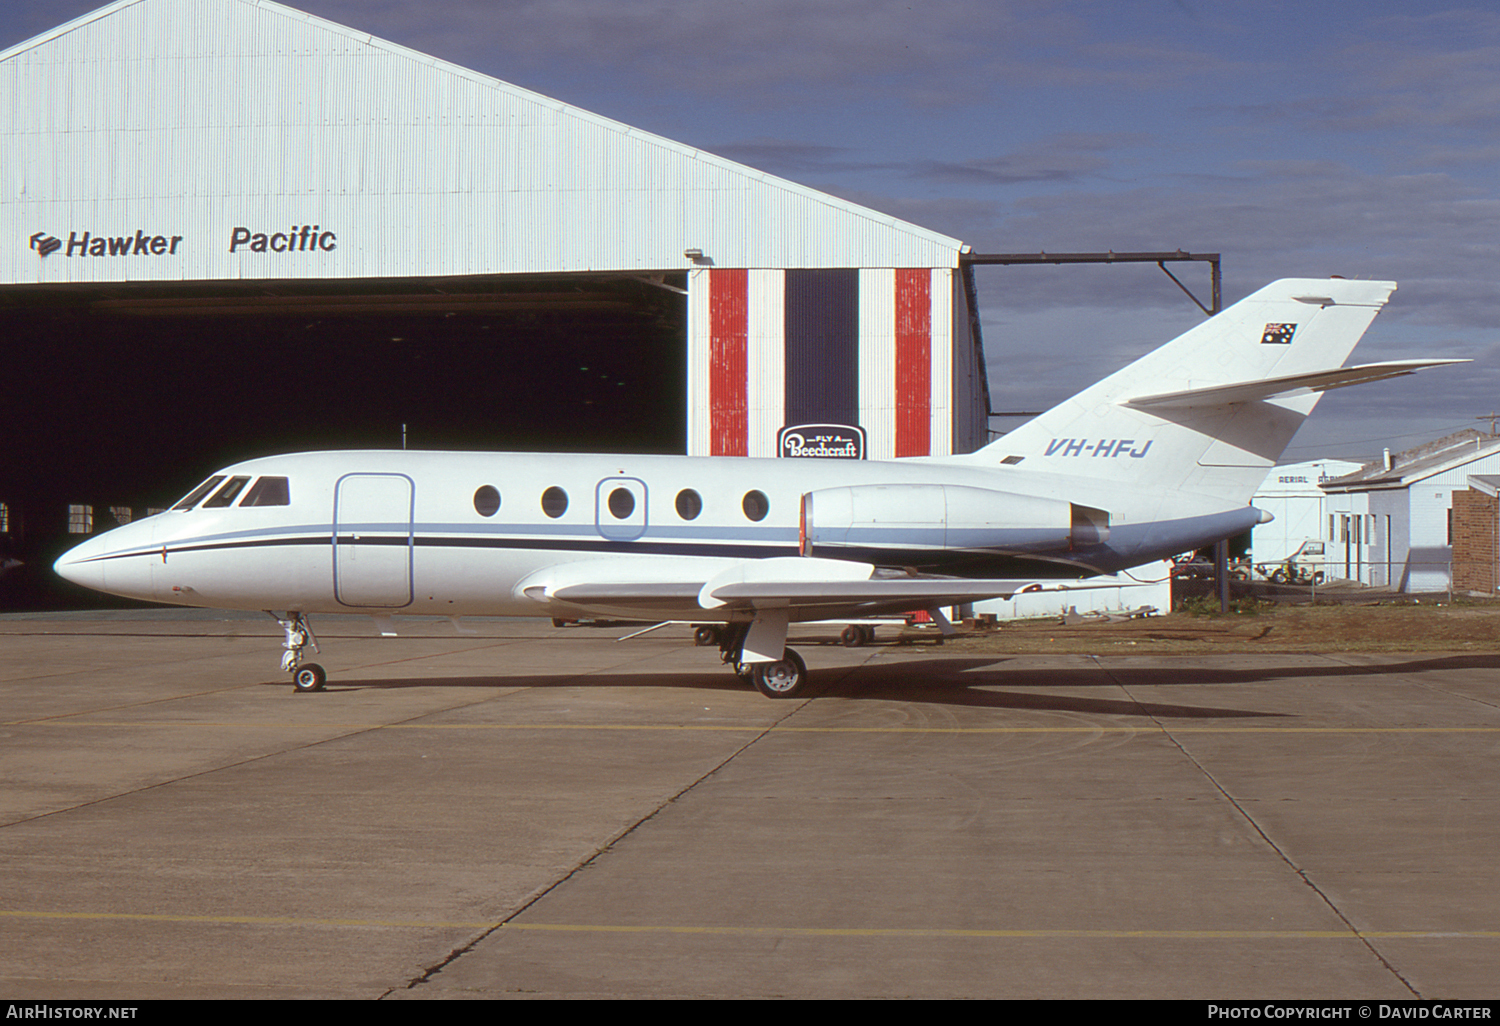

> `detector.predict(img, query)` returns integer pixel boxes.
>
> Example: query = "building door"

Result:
[333,473,414,608]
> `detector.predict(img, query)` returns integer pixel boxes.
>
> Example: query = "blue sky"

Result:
[6,0,1498,461]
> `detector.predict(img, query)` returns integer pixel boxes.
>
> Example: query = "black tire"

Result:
[694,625,720,647]
[752,648,808,699]
[839,625,865,647]
[1270,569,1287,584]
[292,663,327,693]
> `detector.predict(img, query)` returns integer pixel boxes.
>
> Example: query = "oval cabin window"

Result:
[675,489,702,520]
[474,486,501,517]
[607,487,635,520]
[541,486,569,519]
[742,490,769,522]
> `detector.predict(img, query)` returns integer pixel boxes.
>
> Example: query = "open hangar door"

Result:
[0,273,686,609]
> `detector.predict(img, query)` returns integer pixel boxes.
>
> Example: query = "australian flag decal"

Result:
[1261,323,1297,345]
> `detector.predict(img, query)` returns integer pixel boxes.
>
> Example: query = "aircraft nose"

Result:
[54,521,157,600]
[54,534,108,591]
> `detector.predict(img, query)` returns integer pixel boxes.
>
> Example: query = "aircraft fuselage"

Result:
[55,448,1253,621]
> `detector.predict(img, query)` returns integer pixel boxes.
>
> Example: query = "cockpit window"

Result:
[172,476,226,510]
[202,476,252,508]
[240,476,291,507]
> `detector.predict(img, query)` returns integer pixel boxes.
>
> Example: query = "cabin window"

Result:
[675,489,702,520]
[473,485,501,517]
[541,486,568,519]
[173,476,226,510]
[742,490,769,522]
[607,487,635,519]
[241,477,291,507]
[202,476,252,508]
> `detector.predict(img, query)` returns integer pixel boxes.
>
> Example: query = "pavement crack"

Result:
[397,704,801,994]
[1090,654,1424,999]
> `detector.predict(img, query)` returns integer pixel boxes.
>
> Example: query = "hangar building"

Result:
[0,0,988,601]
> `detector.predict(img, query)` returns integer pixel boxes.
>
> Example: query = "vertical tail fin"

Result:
[974,278,1397,505]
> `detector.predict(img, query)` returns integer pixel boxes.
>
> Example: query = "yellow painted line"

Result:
[7,719,1500,735]
[0,909,491,929]
[3,910,1498,940]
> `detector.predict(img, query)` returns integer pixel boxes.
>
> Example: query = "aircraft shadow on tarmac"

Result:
[262,649,1500,720]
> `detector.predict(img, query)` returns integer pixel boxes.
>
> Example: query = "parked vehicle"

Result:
[1171,553,1250,581]
[1256,540,1327,584]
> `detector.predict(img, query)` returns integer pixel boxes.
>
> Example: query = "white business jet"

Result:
[54,278,1459,697]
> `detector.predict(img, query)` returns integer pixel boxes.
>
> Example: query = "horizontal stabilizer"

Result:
[1124,359,1469,409]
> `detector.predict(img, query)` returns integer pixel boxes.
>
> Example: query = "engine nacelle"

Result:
[800,484,1108,562]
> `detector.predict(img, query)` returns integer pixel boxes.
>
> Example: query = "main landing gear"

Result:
[271,611,326,693]
[715,622,809,699]
[839,624,876,647]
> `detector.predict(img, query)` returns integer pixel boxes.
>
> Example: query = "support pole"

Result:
[1215,539,1230,614]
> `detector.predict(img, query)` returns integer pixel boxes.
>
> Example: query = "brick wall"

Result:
[1452,488,1498,593]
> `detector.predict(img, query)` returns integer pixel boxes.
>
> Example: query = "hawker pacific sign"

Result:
[30,230,183,258]
[229,225,337,253]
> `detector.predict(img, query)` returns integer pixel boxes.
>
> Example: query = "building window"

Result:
[68,505,93,534]
[110,507,132,526]
[0,503,8,533]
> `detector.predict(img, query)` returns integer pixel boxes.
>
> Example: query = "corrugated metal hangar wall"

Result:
[1,0,984,453]
[0,0,987,600]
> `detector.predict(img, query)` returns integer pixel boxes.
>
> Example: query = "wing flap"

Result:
[524,555,1122,621]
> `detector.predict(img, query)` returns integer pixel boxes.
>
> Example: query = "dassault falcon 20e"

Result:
[55,278,1460,697]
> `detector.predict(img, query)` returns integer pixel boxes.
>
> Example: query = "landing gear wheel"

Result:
[694,625,721,647]
[752,648,808,699]
[292,663,327,693]
[839,625,866,647]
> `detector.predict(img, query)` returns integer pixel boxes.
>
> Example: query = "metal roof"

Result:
[1320,429,1500,492]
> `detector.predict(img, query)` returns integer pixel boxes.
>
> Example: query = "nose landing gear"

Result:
[271,612,326,692]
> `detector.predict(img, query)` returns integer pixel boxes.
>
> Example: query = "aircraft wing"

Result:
[521,556,1123,621]
[1124,359,1469,409]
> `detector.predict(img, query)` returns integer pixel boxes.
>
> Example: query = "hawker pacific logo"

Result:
[779,424,866,459]
[30,230,183,257]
